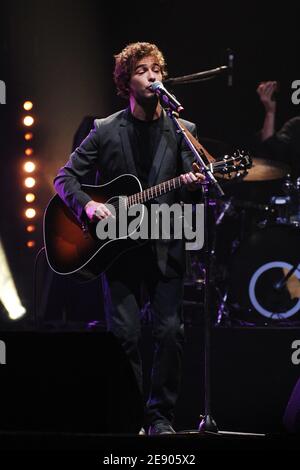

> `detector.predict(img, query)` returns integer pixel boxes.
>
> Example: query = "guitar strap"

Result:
[178,119,216,164]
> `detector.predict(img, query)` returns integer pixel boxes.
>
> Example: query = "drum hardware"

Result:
[226,224,300,323]
[215,198,234,225]
[273,261,300,293]
[231,199,270,211]
[215,288,231,325]
[283,267,300,300]
[267,174,300,227]
[282,173,294,193]
[213,179,300,325]
[182,147,300,326]
[269,195,291,224]
[282,174,300,196]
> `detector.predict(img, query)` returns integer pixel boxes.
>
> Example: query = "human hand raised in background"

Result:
[257,81,278,114]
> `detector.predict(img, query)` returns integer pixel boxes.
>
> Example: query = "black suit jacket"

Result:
[54,108,201,277]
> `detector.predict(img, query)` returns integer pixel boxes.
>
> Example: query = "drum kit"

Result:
[185,140,300,326]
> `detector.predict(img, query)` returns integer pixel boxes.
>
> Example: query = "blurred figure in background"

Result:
[257,81,300,176]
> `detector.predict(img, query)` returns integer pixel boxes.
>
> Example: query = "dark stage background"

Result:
[0,0,300,436]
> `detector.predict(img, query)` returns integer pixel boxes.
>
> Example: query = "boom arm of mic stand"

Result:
[167,111,224,198]
[164,65,228,86]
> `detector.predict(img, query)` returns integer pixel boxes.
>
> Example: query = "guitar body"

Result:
[44,174,144,281]
[44,151,251,281]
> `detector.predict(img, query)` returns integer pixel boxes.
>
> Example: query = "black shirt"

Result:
[128,112,163,188]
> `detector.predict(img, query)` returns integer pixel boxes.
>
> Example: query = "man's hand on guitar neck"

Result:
[84,200,114,221]
[180,162,206,191]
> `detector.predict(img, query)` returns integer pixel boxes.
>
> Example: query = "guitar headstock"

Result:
[213,150,252,180]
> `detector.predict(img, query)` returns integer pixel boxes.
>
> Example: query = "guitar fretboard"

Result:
[126,152,249,207]
[127,176,182,207]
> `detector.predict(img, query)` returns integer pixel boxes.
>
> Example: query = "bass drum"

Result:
[227,224,300,323]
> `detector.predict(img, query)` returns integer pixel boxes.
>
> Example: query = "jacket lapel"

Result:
[119,109,138,175]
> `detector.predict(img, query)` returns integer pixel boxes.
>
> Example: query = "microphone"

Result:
[148,81,184,113]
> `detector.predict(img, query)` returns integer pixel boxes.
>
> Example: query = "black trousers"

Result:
[103,243,185,426]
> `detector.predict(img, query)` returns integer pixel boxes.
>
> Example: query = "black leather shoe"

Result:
[148,422,176,435]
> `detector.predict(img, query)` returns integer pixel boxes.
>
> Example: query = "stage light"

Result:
[0,238,26,320]
[26,224,36,232]
[24,161,35,173]
[26,240,36,248]
[25,193,35,203]
[23,101,33,111]
[24,132,33,141]
[25,148,33,156]
[24,177,36,188]
[23,116,34,127]
[25,208,36,219]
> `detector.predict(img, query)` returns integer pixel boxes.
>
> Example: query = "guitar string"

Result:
[103,153,248,211]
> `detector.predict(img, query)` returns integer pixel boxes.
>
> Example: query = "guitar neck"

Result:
[127,176,183,207]
[126,153,249,207]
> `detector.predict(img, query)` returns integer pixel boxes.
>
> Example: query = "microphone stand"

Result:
[164,65,229,86]
[167,109,224,433]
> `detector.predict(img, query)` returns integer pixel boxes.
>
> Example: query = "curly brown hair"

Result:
[113,42,168,99]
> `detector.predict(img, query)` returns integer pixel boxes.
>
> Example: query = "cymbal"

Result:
[243,158,290,181]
